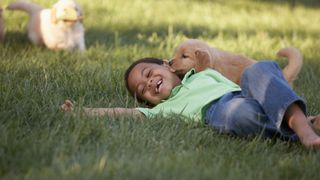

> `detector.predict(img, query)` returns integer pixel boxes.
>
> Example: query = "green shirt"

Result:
[137,68,241,122]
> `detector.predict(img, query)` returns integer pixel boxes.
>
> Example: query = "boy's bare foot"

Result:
[299,134,320,149]
[285,104,320,149]
[292,119,320,149]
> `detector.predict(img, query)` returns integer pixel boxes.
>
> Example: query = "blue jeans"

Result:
[205,61,306,141]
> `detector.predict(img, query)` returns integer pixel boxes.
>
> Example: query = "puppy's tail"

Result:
[7,1,42,15]
[277,47,303,87]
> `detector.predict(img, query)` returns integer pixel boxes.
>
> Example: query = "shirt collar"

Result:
[165,69,196,100]
[181,68,196,85]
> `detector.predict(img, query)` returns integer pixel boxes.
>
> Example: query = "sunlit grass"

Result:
[1,0,320,179]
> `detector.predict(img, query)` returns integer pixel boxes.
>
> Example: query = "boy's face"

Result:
[127,62,181,105]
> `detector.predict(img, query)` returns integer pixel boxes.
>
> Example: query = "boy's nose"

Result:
[147,79,153,88]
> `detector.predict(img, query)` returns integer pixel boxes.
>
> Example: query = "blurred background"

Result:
[1,0,320,179]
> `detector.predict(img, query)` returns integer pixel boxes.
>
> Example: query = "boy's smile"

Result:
[127,62,181,105]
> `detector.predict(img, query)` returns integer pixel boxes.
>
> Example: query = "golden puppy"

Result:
[8,0,85,51]
[169,39,302,86]
[0,7,4,42]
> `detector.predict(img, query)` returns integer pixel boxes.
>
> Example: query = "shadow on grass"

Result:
[85,23,320,48]
[190,0,320,8]
[3,23,319,50]
[258,0,320,8]
[2,31,30,45]
[85,25,210,47]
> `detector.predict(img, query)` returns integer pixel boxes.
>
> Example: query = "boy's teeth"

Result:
[156,80,162,93]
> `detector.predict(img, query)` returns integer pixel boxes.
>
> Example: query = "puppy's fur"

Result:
[170,39,303,86]
[8,0,85,51]
[0,7,4,42]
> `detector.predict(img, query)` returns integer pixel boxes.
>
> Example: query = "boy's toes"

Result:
[308,115,320,129]
[308,138,320,150]
[308,115,320,135]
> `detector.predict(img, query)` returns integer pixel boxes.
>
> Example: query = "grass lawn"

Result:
[1,0,320,179]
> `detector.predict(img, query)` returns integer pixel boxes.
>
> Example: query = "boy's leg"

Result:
[240,61,320,148]
[240,61,305,133]
[205,92,298,141]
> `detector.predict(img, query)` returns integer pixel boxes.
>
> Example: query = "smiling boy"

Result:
[127,59,181,106]
[126,58,240,122]
[61,57,320,149]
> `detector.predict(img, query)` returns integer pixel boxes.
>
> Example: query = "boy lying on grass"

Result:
[61,54,320,149]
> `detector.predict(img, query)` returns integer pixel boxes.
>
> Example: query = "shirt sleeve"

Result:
[136,107,163,119]
[136,107,153,118]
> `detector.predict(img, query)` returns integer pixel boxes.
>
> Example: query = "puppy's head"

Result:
[51,0,83,26]
[169,39,211,76]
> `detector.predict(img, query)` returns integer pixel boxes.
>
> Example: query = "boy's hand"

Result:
[60,99,74,112]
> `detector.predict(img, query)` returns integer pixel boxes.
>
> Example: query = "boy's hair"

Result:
[124,57,164,104]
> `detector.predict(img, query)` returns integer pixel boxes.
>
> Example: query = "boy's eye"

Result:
[147,70,151,78]
[182,54,188,58]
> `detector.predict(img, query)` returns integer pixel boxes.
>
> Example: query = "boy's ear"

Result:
[163,61,176,72]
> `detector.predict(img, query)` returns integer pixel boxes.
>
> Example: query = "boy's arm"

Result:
[60,100,144,118]
[83,107,144,118]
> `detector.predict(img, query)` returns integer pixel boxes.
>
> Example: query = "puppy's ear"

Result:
[51,8,58,24]
[163,61,176,73]
[194,49,210,72]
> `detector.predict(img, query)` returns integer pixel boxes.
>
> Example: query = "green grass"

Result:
[1,0,320,179]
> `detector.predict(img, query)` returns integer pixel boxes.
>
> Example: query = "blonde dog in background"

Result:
[7,0,85,51]
[0,7,4,42]
[169,39,303,86]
